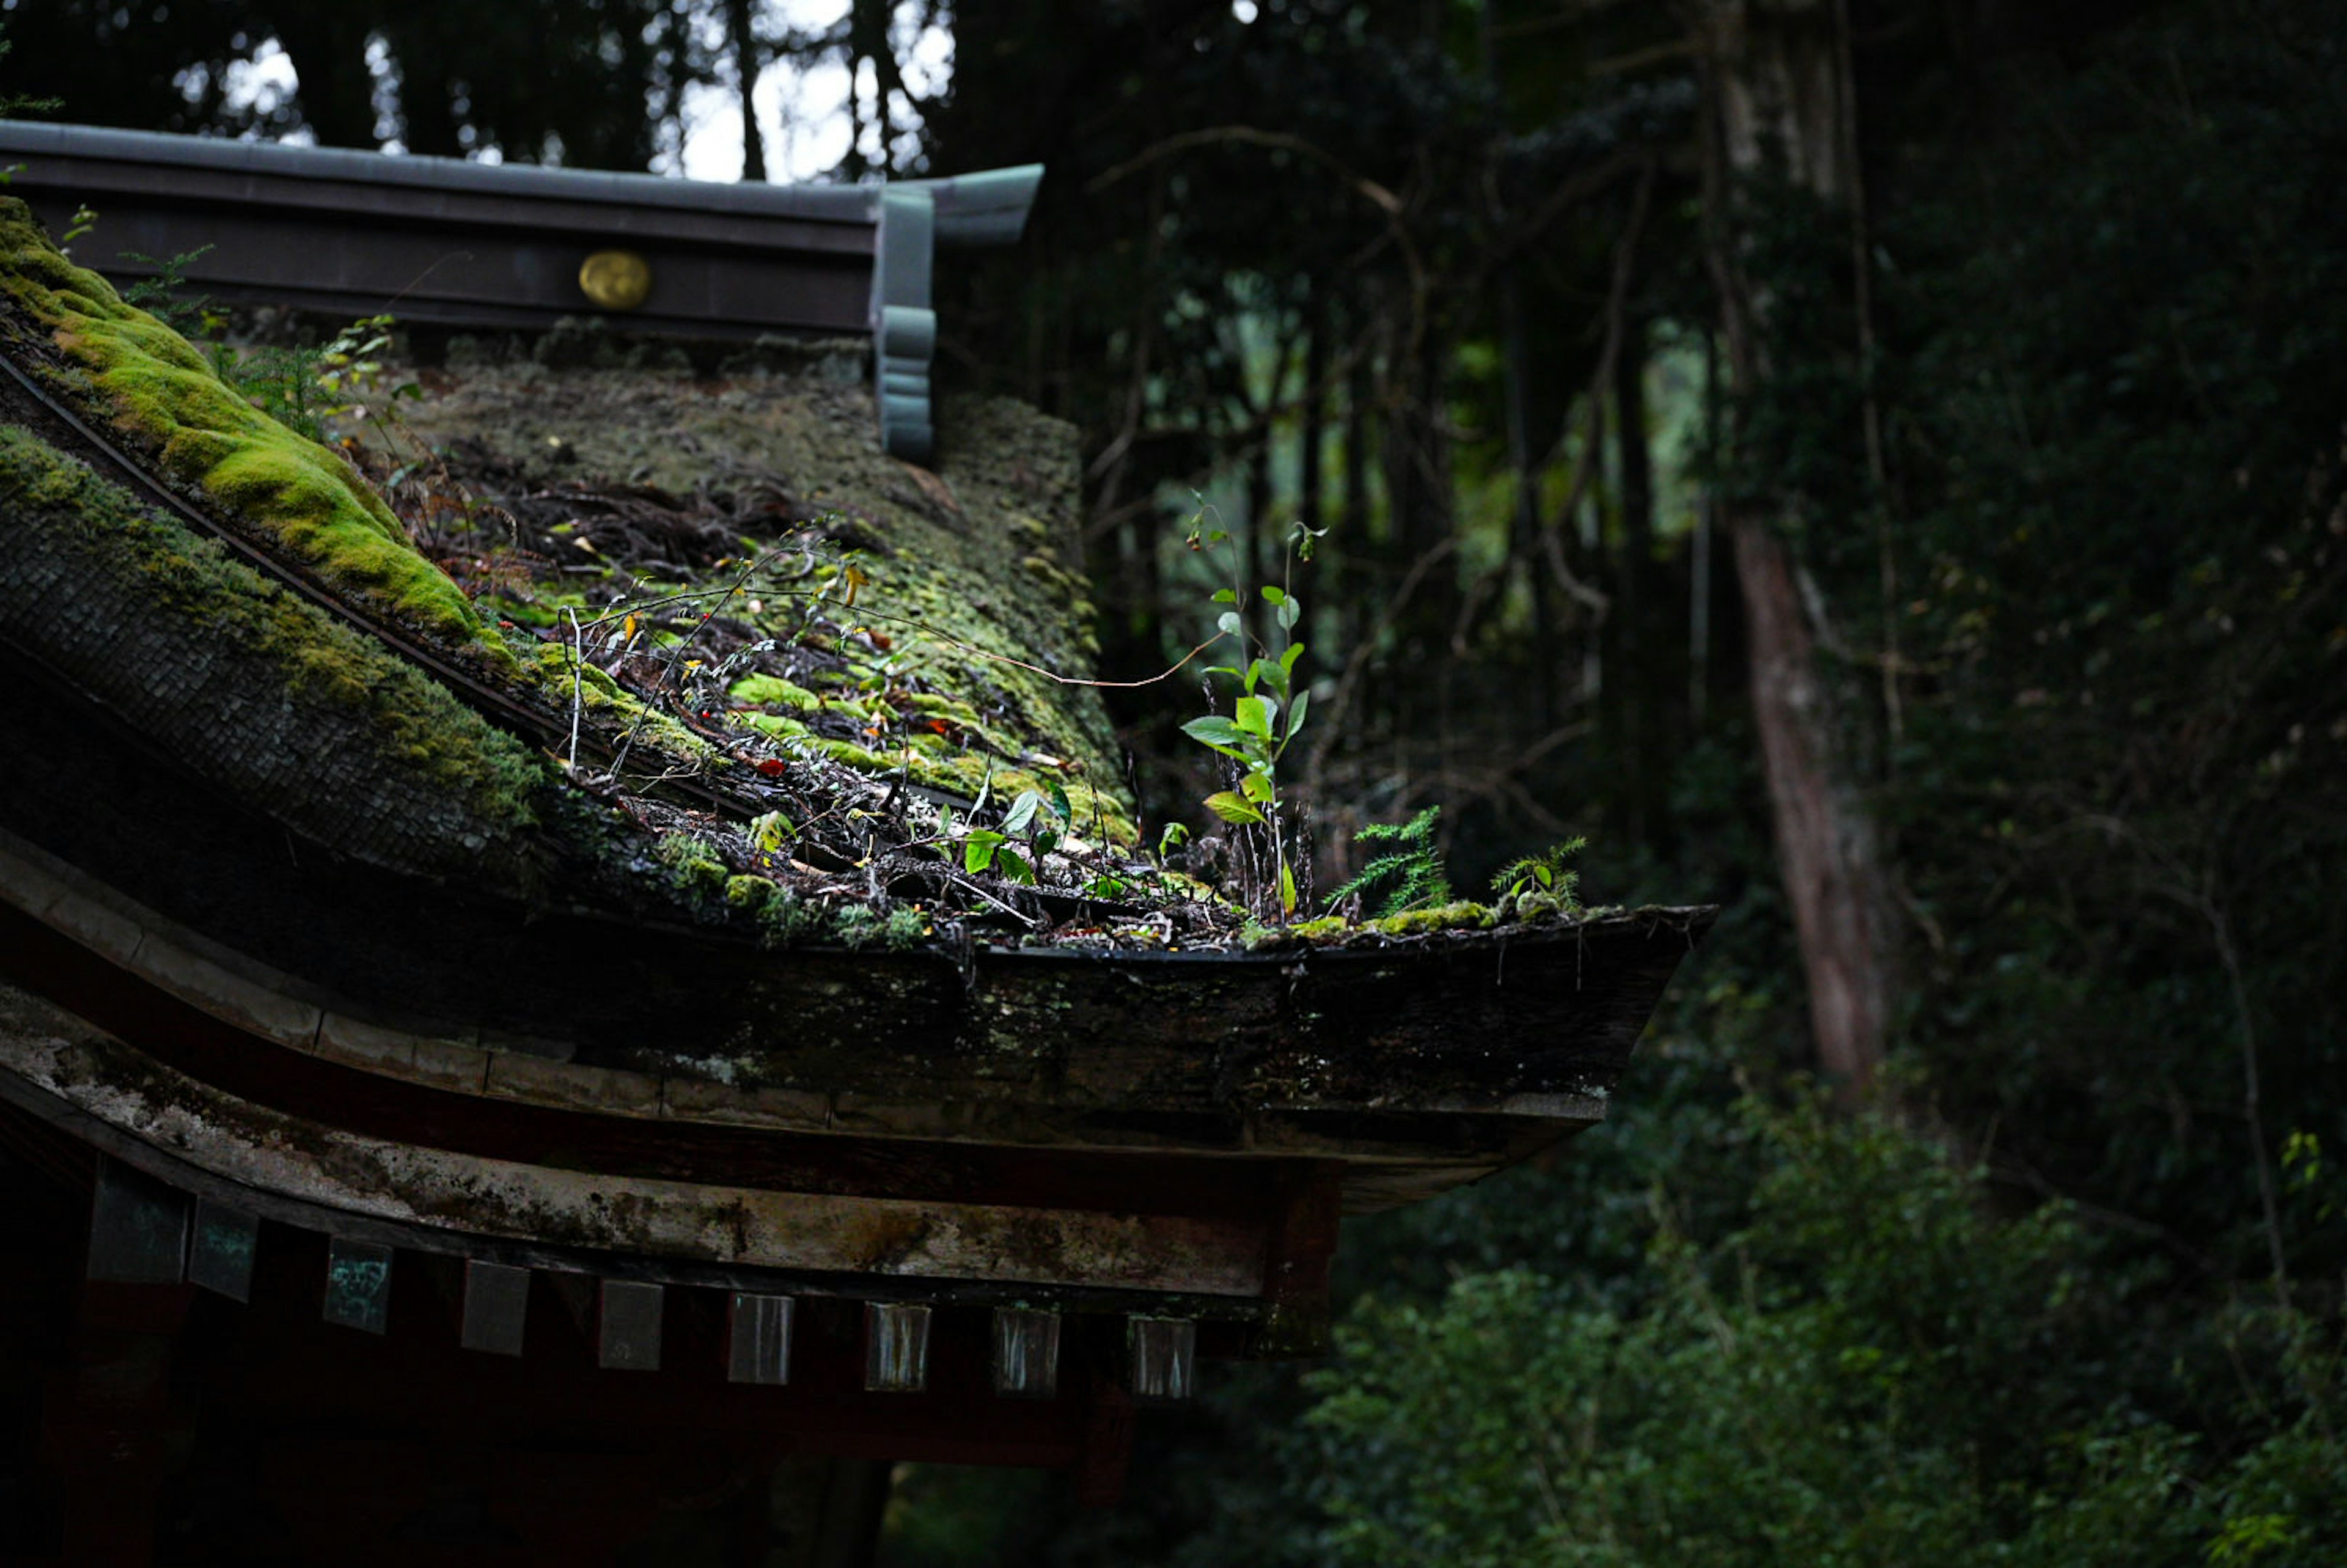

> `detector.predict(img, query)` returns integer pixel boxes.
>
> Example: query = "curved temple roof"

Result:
[0,185,1710,1521]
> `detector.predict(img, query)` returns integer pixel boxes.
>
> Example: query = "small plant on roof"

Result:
[960,771,1073,888]
[1326,804,1451,918]
[1491,836,1587,914]
[1178,504,1322,921]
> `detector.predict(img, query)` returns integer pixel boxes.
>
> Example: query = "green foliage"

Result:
[117,244,216,335]
[1326,805,1450,917]
[1178,507,1320,920]
[199,311,413,444]
[1832,0,2347,1283]
[1490,835,1586,909]
[1301,1102,2347,1568]
[0,20,59,122]
[654,831,729,903]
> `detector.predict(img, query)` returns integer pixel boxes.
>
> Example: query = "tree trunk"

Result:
[1702,0,1895,1088]
[272,9,380,150]
[727,0,767,181]
[848,0,908,176]
[1614,315,1672,845]
[1301,290,1326,541]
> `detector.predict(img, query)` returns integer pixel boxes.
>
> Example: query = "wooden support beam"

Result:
[864,1302,931,1393]
[86,1154,187,1284]
[1257,1161,1345,1356]
[461,1259,531,1357]
[729,1291,795,1386]
[1074,1378,1136,1509]
[323,1237,393,1335]
[598,1280,666,1372]
[41,1278,194,1566]
[187,1197,259,1302]
[1128,1316,1196,1404]
[991,1306,1061,1399]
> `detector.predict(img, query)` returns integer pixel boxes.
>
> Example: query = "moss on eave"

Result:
[0,423,554,884]
[0,198,509,668]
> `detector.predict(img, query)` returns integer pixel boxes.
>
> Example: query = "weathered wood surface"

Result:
[0,996,1273,1299]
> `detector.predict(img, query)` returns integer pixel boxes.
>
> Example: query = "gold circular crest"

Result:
[577,249,653,312]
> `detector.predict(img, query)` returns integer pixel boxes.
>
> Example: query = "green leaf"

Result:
[1277,597,1300,631]
[997,847,1037,884]
[1048,782,1073,822]
[1213,587,1237,604]
[1206,790,1267,826]
[1241,768,1274,803]
[964,830,1007,874]
[1280,860,1299,916]
[1235,695,1273,739]
[1002,790,1042,835]
[1260,585,1287,604]
[1182,716,1250,750]
[1251,657,1290,698]
[1216,610,1243,639]
[1282,643,1305,675]
[1284,689,1310,742]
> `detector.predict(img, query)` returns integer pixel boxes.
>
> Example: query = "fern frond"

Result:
[1491,834,1589,910]
[1328,806,1450,917]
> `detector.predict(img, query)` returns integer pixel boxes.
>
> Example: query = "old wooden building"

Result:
[0,128,1708,1564]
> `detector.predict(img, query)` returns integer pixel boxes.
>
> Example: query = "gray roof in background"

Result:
[0,121,1040,246]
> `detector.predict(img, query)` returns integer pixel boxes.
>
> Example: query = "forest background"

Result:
[8,0,2345,1561]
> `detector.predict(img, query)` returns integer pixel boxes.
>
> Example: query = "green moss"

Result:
[901,692,982,724]
[757,887,826,946]
[728,672,821,710]
[0,199,510,668]
[810,736,895,772]
[725,873,780,912]
[734,711,810,741]
[1500,890,1574,924]
[829,904,884,948]
[1270,902,1508,946]
[338,341,1140,847]
[655,832,729,902]
[518,640,723,775]
[0,423,551,844]
[1361,901,1499,936]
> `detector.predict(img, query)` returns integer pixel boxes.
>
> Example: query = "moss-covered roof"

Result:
[0,197,1640,957]
[0,201,507,662]
[0,197,1192,950]
[374,343,1133,843]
